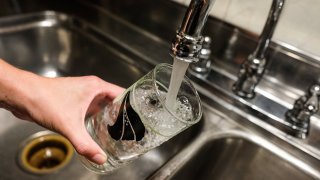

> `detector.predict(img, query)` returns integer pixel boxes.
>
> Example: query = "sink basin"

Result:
[0,11,147,87]
[0,11,203,179]
[160,130,318,180]
[1,1,320,180]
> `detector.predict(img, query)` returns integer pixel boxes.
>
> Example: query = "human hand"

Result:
[32,76,124,164]
[0,64,124,164]
[32,76,124,165]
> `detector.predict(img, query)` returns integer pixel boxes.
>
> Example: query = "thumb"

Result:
[66,127,107,165]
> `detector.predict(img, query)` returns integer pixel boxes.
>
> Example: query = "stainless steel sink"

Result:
[150,104,320,180]
[0,11,148,86]
[168,131,314,180]
[1,0,320,180]
[0,11,203,180]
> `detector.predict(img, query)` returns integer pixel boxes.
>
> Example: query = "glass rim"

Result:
[152,63,202,125]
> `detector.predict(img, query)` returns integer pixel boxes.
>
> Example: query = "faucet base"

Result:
[285,110,309,139]
[232,87,256,99]
[232,80,256,99]
[233,55,266,99]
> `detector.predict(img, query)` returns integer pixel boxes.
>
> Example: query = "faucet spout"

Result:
[233,0,285,99]
[171,0,216,63]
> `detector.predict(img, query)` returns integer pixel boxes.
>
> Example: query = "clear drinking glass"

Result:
[79,63,202,173]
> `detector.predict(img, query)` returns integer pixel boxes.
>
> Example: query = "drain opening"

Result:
[18,131,74,174]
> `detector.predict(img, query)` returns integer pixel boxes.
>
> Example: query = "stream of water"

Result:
[165,58,190,109]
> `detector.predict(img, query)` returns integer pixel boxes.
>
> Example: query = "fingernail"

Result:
[92,154,107,164]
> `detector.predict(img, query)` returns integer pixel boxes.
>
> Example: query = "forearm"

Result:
[0,59,39,115]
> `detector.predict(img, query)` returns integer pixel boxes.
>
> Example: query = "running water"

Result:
[84,80,195,171]
[165,58,190,109]
[82,62,198,173]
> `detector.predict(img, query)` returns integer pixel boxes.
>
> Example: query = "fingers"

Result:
[66,127,107,165]
[95,78,125,99]
[105,82,125,97]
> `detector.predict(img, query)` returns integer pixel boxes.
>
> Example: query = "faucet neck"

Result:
[179,0,215,37]
[253,0,284,60]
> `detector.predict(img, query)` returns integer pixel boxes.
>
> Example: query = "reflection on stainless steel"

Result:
[39,66,60,77]
[170,0,215,63]
[0,0,320,179]
[286,84,320,139]
[151,130,320,180]
[233,0,285,99]
[0,11,203,180]
[189,36,212,76]
[154,86,320,180]
[0,11,150,87]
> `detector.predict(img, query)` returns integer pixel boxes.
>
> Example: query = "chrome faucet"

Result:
[285,84,320,139]
[189,36,212,76]
[171,0,215,63]
[232,0,285,99]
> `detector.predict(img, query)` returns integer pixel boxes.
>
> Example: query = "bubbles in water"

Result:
[175,96,193,122]
[132,85,194,137]
[145,93,161,108]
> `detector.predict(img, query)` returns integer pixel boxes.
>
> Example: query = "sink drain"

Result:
[18,131,74,174]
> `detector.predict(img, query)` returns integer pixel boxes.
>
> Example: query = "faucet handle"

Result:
[304,84,320,114]
[285,83,320,138]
